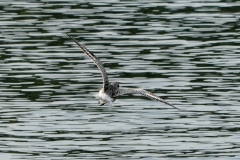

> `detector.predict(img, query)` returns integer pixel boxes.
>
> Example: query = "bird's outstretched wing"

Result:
[116,88,180,110]
[67,33,109,90]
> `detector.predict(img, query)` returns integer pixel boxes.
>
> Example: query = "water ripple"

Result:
[1,0,240,159]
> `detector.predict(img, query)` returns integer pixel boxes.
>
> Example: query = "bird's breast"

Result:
[99,89,113,103]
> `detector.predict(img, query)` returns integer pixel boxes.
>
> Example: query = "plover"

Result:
[67,33,180,110]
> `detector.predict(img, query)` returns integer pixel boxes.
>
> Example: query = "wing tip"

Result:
[165,102,181,111]
[66,32,71,37]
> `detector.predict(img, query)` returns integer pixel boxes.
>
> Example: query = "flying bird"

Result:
[67,33,180,110]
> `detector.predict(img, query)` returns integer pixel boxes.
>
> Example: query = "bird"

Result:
[66,33,180,110]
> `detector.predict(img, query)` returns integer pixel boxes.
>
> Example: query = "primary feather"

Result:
[116,88,180,110]
[66,33,109,90]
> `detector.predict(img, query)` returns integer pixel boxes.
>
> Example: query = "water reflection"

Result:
[1,0,240,159]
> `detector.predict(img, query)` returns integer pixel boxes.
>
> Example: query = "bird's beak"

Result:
[98,101,105,106]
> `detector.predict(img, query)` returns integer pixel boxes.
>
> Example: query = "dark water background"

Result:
[1,0,240,159]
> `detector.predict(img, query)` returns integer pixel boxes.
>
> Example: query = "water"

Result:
[1,0,240,159]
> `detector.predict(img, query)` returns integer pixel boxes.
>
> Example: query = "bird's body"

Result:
[96,87,114,106]
[95,82,119,106]
[97,88,113,105]
[67,33,180,110]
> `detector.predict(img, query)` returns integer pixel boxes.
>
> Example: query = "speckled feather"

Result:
[66,33,109,91]
[116,88,180,110]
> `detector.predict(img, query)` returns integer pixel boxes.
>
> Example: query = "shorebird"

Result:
[67,33,180,110]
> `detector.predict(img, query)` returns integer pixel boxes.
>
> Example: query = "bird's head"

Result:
[111,82,120,89]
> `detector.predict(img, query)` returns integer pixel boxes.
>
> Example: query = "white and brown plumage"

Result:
[67,33,180,110]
